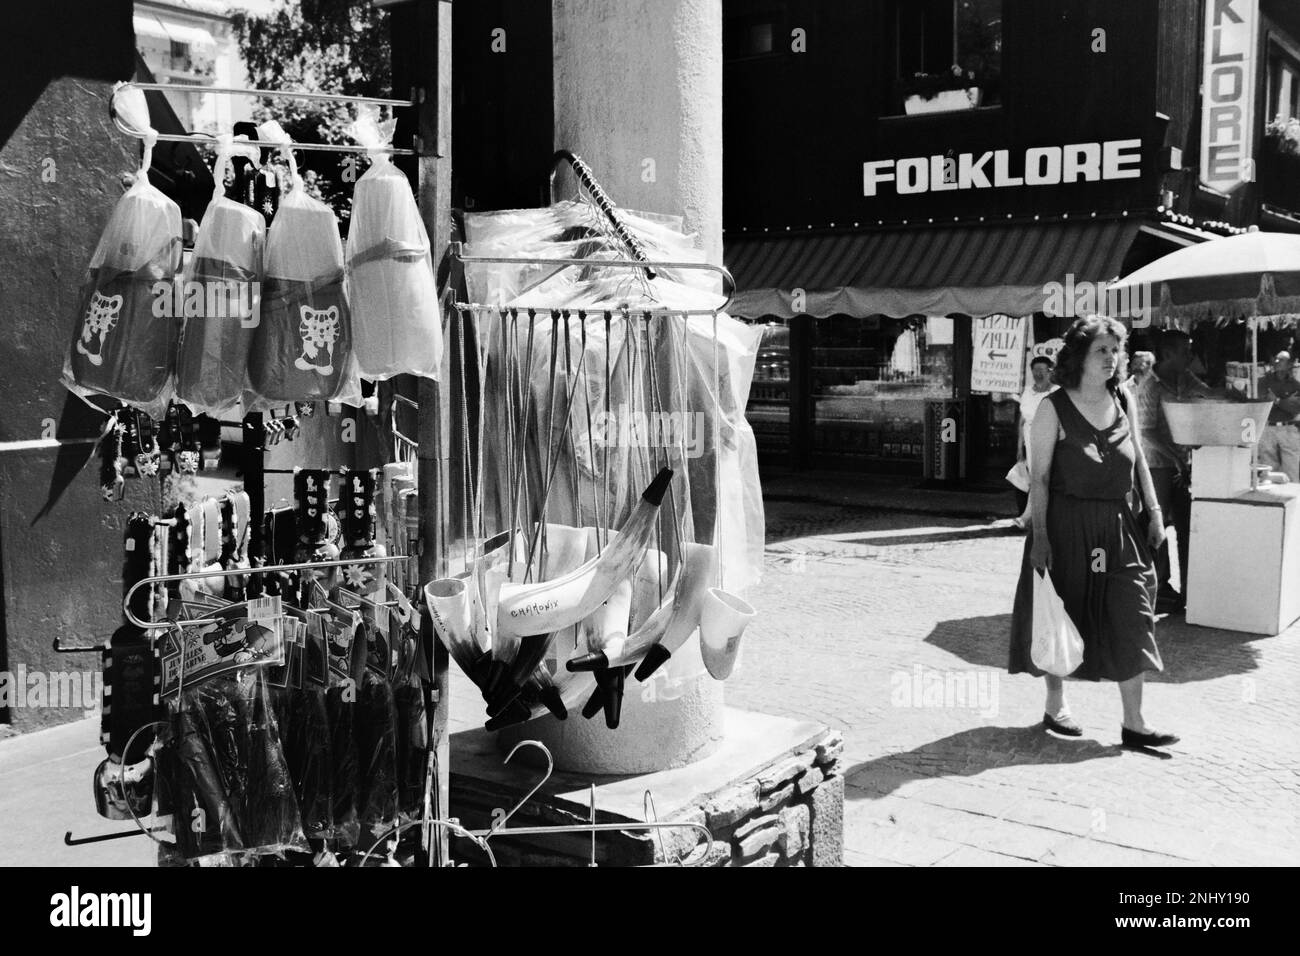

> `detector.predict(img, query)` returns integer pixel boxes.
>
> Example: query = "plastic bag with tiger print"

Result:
[246,175,361,407]
[63,173,182,418]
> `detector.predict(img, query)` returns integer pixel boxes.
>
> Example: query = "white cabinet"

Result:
[1186,486,1300,635]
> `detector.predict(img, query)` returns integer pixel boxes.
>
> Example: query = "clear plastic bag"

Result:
[63,172,181,418]
[345,107,442,380]
[1031,570,1085,676]
[176,137,265,415]
[246,124,360,408]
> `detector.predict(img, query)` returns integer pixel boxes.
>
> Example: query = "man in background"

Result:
[1136,330,1211,614]
[1259,350,1300,482]
[1125,350,1154,391]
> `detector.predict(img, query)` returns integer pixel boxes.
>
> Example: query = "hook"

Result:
[487,739,555,837]
[355,817,498,868]
[53,636,106,653]
[643,789,683,866]
[64,826,165,847]
[589,783,598,867]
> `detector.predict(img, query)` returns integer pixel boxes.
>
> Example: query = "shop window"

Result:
[1260,39,1300,213]
[811,315,955,464]
[1268,41,1300,122]
[725,5,786,61]
[887,0,1002,115]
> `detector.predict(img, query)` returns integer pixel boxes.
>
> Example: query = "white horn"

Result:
[494,468,672,639]
[699,587,755,680]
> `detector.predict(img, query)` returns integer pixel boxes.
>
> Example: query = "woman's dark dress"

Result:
[1009,388,1162,681]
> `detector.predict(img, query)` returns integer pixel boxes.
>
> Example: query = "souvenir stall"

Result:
[61,66,768,864]
[1107,232,1300,636]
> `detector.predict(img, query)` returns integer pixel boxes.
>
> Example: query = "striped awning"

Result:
[724,218,1141,319]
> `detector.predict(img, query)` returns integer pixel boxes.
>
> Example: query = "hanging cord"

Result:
[643,312,683,600]
[712,312,724,589]
[566,314,582,540]
[507,310,538,582]
[457,308,473,576]
[578,313,602,553]
[502,309,517,549]
[525,311,591,582]
[525,311,562,584]
[602,310,613,551]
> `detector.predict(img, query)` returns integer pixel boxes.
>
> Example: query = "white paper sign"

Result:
[972,314,1028,394]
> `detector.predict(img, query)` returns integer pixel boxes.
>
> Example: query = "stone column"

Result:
[498,0,726,774]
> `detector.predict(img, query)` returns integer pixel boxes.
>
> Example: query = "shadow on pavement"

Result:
[843,724,1124,799]
[923,613,1266,683]
[835,525,1022,548]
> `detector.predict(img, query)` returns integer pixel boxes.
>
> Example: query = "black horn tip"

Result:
[540,686,568,720]
[566,651,608,672]
[581,686,605,720]
[604,670,625,729]
[634,643,672,681]
[642,468,674,506]
[484,700,532,732]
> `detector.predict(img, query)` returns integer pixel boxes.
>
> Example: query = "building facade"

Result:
[725,0,1300,482]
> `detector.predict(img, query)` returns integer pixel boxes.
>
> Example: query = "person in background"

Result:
[1013,356,1057,528]
[1136,329,1212,614]
[1125,350,1155,391]
[1259,350,1300,482]
[1009,315,1175,748]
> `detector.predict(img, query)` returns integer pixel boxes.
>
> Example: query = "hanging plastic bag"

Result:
[175,134,265,415]
[1031,570,1085,677]
[1005,460,1030,493]
[237,671,309,856]
[345,105,442,380]
[247,121,360,407]
[64,85,180,418]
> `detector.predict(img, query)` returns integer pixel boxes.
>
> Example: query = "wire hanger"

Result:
[109,81,420,156]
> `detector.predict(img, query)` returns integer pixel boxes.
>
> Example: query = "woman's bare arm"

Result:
[1123,385,1160,515]
[1028,396,1058,559]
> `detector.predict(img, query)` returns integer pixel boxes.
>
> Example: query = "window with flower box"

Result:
[886,0,1002,116]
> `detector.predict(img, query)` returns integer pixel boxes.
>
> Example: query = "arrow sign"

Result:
[971,314,1027,393]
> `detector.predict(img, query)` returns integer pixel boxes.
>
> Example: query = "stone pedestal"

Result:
[451,708,845,867]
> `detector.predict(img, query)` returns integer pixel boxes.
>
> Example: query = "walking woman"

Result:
[1008,315,1178,748]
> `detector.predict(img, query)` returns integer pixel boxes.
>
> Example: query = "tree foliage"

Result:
[230,1,393,222]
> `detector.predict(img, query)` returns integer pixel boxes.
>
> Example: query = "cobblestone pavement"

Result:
[724,495,1300,867]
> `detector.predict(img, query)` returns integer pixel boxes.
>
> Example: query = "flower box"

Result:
[903,87,983,115]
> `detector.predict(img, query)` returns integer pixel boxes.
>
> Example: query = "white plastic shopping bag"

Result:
[1031,569,1084,676]
[345,106,442,380]
[1004,460,1029,493]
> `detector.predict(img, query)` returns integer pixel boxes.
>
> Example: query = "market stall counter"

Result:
[1187,482,1300,636]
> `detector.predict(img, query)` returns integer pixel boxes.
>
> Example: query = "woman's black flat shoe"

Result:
[1043,712,1083,736]
[1121,727,1180,748]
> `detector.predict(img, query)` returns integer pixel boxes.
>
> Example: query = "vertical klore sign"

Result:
[1200,0,1259,192]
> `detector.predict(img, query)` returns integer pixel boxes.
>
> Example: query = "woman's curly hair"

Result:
[1052,314,1129,390]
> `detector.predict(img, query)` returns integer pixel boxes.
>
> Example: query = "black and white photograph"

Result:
[0,0,1290,933]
